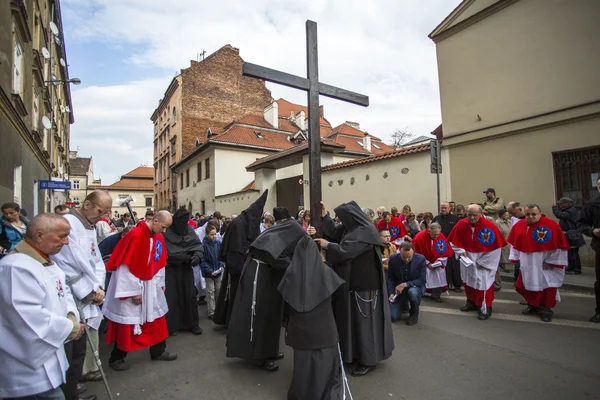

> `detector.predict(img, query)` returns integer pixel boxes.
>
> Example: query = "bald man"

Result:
[103,210,176,371]
[0,214,84,399]
[51,191,112,398]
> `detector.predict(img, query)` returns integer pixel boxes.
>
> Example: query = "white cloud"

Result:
[63,0,460,182]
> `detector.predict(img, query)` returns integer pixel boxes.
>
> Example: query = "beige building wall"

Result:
[175,148,215,215]
[435,0,600,137]
[102,189,153,216]
[215,191,260,216]
[214,148,272,196]
[322,152,450,215]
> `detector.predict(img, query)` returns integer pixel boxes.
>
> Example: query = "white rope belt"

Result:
[250,259,263,342]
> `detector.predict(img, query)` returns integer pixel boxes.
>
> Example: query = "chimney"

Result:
[295,110,306,130]
[69,151,77,159]
[346,121,360,130]
[363,132,371,152]
[264,101,278,129]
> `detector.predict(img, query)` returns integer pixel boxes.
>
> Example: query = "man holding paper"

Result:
[412,222,454,303]
[376,211,411,246]
[447,205,507,320]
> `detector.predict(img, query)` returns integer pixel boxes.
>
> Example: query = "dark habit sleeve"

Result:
[326,240,371,264]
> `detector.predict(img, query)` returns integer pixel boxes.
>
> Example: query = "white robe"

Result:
[450,242,501,291]
[426,256,448,290]
[0,254,77,398]
[51,213,106,329]
[103,236,168,333]
[509,248,567,291]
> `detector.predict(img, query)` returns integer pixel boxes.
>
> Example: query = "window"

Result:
[373,143,381,150]
[145,197,152,207]
[73,180,80,189]
[205,158,210,180]
[170,137,176,156]
[197,162,202,182]
[73,197,80,204]
[201,200,206,215]
[32,87,40,130]
[186,169,190,187]
[254,131,264,139]
[180,171,184,189]
[172,107,177,124]
[553,146,600,208]
[13,166,22,204]
[12,34,23,95]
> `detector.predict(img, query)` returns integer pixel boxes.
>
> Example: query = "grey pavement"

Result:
[85,284,600,400]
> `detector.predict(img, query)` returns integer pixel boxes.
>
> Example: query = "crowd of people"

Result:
[0,178,599,400]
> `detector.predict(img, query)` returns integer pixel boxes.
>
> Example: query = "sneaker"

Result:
[109,359,130,371]
[407,314,418,326]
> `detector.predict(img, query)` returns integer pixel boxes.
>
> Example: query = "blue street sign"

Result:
[39,180,71,190]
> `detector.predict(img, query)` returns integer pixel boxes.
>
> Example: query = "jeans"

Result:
[390,287,422,321]
[567,248,582,272]
[206,276,222,317]
[7,387,65,400]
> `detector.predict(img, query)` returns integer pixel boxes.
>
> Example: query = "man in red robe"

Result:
[103,210,176,371]
[376,211,410,245]
[412,222,454,302]
[447,204,507,320]
[508,204,569,322]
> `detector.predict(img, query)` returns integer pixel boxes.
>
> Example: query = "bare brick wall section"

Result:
[180,45,273,157]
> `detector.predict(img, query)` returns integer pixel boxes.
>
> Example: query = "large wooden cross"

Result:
[243,20,369,235]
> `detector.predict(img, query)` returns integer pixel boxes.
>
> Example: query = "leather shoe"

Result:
[80,370,102,382]
[77,383,88,395]
[407,314,418,326]
[76,395,97,400]
[460,301,478,312]
[477,307,492,321]
[589,313,600,323]
[191,326,203,335]
[434,297,442,303]
[152,351,178,361]
[109,359,130,371]
[539,308,553,323]
[272,352,284,360]
[522,305,538,315]
[261,361,279,372]
[351,365,376,377]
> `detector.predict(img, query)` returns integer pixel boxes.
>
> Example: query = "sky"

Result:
[61,0,461,184]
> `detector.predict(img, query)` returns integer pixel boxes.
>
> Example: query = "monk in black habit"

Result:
[315,201,395,377]
[226,212,306,372]
[279,235,347,400]
[164,207,204,335]
[213,190,268,327]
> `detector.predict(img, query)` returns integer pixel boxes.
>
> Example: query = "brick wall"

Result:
[180,45,273,157]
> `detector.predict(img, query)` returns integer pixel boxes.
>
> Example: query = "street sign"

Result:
[430,140,442,174]
[39,180,71,190]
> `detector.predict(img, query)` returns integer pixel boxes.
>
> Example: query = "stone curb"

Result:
[499,273,595,295]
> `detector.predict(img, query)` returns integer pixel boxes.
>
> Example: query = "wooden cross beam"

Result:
[242,20,369,235]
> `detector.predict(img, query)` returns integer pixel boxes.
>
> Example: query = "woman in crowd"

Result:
[299,209,311,232]
[0,202,28,258]
[420,212,434,231]
[403,212,421,237]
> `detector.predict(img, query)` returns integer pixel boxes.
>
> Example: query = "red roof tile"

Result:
[331,135,395,155]
[211,125,297,151]
[246,138,345,170]
[328,122,382,141]
[236,114,274,128]
[123,166,154,178]
[240,181,256,192]
[276,98,332,127]
[323,143,430,171]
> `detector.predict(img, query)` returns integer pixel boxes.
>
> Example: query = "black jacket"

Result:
[552,205,585,247]
[387,252,427,296]
[579,196,600,251]
[433,213,459,237]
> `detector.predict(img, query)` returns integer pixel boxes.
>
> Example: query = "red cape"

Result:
[447,217,507,253]
[105,220,168,280]
[412,230,454,264]
[376,216,408,242]
[507,215,569,253]
[187,219,197,229]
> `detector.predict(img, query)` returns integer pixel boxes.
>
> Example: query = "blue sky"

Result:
[61,0,461,184]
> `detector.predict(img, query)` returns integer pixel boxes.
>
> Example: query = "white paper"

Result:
[431,262,443,268]
[382,258,388,262]
[460,255,474,268]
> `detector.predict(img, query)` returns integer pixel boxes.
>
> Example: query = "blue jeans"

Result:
[390,287,422,321]
[7,387,65,400]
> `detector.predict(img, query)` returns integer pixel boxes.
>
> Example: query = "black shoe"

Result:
[351,364,376,377]
[170,331,179,336]
[208,315,213,320]
[460,301,478,312]
[271,352,284,360]
[191,326,203,335]
[109,359,130,371]
[152,351,178,361]
[522,305,538,315]
[76,395,97,400]
[197,298,207,305]
[477,307,492,321]
[494,287,501,292]
[261,361,279,372]
[407,314,418,326]
[519,300,528,306]
[80,371,102,382]
[565,270,577,275]
[454,287,462,293]
[589,313,600,323]
[539,308,553,323]
[434,297,442,303]
[77,383,88,395]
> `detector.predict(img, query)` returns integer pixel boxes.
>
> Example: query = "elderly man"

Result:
[103,210,176,371]
[482,188,504,218]
[51,191,112,399]
[448,205,507,320]
[508,205,569,322]
[433,202,461,292]
[0,214,85,400]
[579,175,600,323]
[412,222,454,302]
[376,211,410,246]
[552,198,585,275]
[375,206,386,224]
[387,243,427,325]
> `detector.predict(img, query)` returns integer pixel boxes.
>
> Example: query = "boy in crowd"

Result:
[201,224,224,319]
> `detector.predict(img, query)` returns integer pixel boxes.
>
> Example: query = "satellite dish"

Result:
[60,58,66,67]
[64,106,71,113]
[54,36,62,46]
[42,116,52,130]
[50,21,59,36]
[41,47,50,59]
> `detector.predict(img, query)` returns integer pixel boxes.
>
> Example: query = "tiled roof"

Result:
[328,122,382,141]
[69,157,91,176]
[278,118,302,134]
[210,125,297,151]
[236,114,273,128]
[90,167,154,191]
[322,143,430,171]
[246,138,344,171]
[403,135,435,146]
[276,98,332,127]
[123,166,154,178]
[332,135,395,155]
[241,181,256,192]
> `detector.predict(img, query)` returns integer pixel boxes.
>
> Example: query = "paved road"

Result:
[85,284,600,400]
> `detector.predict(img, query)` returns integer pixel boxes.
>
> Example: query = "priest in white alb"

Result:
[0,214,85,399]
[103,210,177,371]
[447,204,507,320]
[508,204,569,323]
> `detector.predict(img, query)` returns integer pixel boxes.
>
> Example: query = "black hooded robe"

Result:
[163,208,204,334]
[214,190,268,327]
[279,236,346,400]
[324,201,395,366]
[226,218,306,363]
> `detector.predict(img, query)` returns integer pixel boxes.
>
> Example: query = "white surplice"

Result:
[450,242,500,291]
[426,256,448,289]
[509,248,567,291]
[0,254,77,398]
[51,213,106,329]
